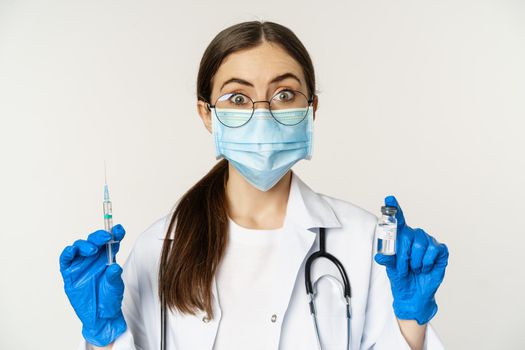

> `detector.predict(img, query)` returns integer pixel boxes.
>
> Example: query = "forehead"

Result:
[212,42,305,90]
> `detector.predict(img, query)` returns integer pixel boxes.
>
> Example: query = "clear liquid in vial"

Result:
[377,221,397,255]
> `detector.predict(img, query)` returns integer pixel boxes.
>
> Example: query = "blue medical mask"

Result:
[212,107,314,191]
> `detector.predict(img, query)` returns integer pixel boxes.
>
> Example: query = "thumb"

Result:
[385,195,406,228]
[98,264,124,319]
[374,253,396,268]
[105,263,124,285]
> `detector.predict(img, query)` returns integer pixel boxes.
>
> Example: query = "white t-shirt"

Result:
[212,216,286,349]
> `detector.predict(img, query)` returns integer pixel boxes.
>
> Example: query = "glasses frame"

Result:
[206,89,314,128]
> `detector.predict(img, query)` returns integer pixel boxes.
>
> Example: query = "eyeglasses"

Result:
[206,89,314,128]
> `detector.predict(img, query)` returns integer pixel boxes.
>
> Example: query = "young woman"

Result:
[60,21,449,350]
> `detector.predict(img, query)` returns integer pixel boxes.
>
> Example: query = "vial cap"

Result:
[381,205,397,215]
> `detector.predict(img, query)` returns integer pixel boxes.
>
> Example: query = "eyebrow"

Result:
[219,72,302,92]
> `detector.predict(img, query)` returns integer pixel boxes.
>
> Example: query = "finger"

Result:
[385,195,406,228]
[396,230,412,277]
[59,245,78,271]
[374,253,396,268]
[87,229,113,247]
[111,224,126,242]
[421,237,441,273]
[109,225,126,258]
[72,239,99,257]
[409,228,429,274]
[434,243,449,269]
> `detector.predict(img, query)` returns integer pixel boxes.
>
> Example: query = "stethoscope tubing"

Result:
[305,227,352,350]
[161,296,167,350]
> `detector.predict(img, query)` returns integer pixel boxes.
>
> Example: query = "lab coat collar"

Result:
[158,169,342,240]
[286,170,342,231]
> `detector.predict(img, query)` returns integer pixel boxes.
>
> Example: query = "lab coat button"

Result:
[271,314,277,323]
[202,316,209,323]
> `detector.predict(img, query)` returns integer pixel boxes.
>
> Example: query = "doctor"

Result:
[59,20,449,350]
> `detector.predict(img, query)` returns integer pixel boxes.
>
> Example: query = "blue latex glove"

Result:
[59,224,127,346]
[374,196,449,325]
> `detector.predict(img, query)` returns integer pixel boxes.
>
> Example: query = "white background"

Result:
[1,0,524,349]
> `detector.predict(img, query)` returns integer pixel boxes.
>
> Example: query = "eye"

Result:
[274,89,296,102]
[228,93,250,105]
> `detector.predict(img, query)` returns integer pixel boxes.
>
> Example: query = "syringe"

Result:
[103,161,117,265]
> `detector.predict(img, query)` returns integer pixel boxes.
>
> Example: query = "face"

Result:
[196,41,318,133]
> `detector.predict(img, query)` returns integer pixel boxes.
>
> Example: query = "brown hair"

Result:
[158,20,317,320]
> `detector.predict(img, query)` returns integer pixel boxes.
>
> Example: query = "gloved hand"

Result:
[59,224,127,346]
[374,196,449,325]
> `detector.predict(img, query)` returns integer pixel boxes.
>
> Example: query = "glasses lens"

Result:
[270,90,310,125]
[214,93,253,127]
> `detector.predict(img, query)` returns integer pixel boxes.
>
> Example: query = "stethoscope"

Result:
[160,227,352,350]
[305,227,352,350]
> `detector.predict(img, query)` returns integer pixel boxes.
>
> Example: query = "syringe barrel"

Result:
[103,201,113,236]
[103,200,115,264]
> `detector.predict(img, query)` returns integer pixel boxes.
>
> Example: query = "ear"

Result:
[196,99,212,134]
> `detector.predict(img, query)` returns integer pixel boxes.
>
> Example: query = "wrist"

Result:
[82,317,127,347]
[393,297,438,325]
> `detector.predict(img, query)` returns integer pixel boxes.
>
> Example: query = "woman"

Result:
[60,21,449,350]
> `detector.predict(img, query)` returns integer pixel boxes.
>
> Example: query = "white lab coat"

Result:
[78,170,446,350]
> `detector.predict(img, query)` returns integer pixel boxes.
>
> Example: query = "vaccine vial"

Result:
[376,205,398,255]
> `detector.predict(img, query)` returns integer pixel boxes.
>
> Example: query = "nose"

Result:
[252,100,271,109]
[253,100,270,106]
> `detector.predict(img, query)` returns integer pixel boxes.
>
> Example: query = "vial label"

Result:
[377,223,397,240]
[377,222,397,255]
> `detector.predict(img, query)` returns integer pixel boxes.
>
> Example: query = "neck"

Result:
[225,163,291,230]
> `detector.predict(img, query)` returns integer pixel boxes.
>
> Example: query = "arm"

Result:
[92,345,113,350]
[374,195,449,350]
[360,238,417,350]
[360,229,439,350]
[397,319,427,350]
[60,226,127,349]
[77,239,143,350]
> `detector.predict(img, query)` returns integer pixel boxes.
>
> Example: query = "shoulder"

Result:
[321,193,378,222]
[128,212,172,263]
[319,192,379,236]
[137,213,171,242]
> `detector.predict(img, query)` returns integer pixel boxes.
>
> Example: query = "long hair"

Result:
[158,20,317,320]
